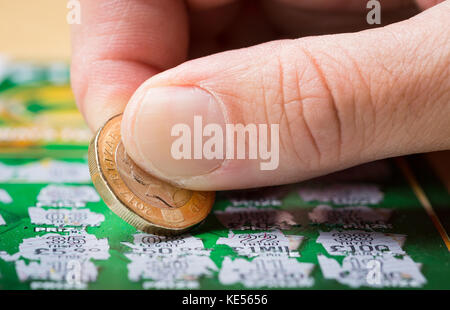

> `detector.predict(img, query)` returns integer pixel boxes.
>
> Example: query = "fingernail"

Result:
[122,86,226,182]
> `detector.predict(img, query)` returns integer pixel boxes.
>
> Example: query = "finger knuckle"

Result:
[272,41,347,170]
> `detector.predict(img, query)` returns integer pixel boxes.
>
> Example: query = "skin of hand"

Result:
[71,0,450,191]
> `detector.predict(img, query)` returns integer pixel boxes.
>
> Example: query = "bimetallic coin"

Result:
[88,114,215,235]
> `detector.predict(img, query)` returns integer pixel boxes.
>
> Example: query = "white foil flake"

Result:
[28,207,105,227]
[0,188,12,204]
[318,254,426,288]
[36,185,99,207]
[309,205,392,229]
[0,160,90,183]
[0,231,110,289]
[217,230,303,258]
[216,230,314,288]
[316,230,426,288]
[219,256,314,288]
[317,230,405,256]
[123,233,217,289]
[298,183,384,205]
[214,207,297,230]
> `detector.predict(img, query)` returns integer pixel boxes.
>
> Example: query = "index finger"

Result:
[71,0,189,131]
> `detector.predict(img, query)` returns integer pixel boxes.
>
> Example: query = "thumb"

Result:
[122,1,450,190]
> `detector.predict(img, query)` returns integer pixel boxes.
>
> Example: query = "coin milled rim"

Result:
[88,114,215,235]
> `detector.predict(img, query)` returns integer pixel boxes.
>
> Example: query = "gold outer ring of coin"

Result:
[88,114,215,235]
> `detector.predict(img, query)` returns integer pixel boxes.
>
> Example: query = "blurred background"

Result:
[0,0,70,61]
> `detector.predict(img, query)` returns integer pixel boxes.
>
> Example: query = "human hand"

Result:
[71,0,450,190]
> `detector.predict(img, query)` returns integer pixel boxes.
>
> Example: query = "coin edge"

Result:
[88,114,197,236]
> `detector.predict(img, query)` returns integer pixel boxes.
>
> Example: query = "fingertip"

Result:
[122,85,227,184]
